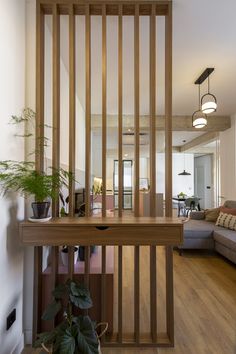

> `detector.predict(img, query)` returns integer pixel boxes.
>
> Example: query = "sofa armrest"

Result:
[189,211,205,220]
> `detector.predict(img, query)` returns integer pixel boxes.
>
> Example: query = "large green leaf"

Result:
[76,316,99,354]
[34,331,57,348]
[41,300,61,321]
[59,328,76,354]
[52,283,69,299]
[69,282,93,310]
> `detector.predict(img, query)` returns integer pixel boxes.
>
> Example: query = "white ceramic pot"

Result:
[61,247,78,266]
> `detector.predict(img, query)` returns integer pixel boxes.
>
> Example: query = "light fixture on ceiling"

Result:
[192,84,207,129]
[201,73,217,114]
[178,140,191,176]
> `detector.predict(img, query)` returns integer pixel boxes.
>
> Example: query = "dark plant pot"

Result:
[32,201,50,219]
[79,246,95,261]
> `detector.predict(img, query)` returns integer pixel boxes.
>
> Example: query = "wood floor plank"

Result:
[23,249,236,354]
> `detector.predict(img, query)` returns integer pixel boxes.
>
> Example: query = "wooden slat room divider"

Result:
[33,0,174,348]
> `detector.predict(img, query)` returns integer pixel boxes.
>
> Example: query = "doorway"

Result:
[194,154,213,209]
[113,160,133,209]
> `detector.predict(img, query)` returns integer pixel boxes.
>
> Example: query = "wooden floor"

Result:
[23,248,236,354]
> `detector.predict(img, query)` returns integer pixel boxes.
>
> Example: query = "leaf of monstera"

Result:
[76,316,99,354]
[41,300,61,321]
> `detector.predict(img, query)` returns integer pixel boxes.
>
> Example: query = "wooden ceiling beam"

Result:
[91,114,231,132]
[180,132,219,152]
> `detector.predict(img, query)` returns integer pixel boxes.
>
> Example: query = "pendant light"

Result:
[201,74,217,114]
[178,141,191,175]
[192,84,207,129]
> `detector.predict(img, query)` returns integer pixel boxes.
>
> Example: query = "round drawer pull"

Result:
[95,226,109,231]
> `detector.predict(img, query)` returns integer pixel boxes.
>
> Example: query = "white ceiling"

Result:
[57,0,236,116]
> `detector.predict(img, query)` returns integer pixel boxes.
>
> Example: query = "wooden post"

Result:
[102,4,107,217]
[150,3,156,217]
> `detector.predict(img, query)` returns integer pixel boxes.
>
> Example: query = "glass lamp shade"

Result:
[192,110,207,129]
[201,93,217,114]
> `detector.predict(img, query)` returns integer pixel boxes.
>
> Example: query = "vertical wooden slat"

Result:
[52,4,60,217]
[84,246,90,287]
[165,3,174,345]
[69,4,76,217]
[134,246,140,343]
[165,2,172,218]
[150,245,157,342]
[36,2,45,173]
[51,6,60,316]
[118,245,123,343]
[85,5,91,217]
[134,5,140,344]
[118,4,123,217]
[150,4,156,217]
[68,4,76,279]
[34,2,44,341]
[102,5,107,217]
[134,4,140,217]
[166,246,174,345]
[101,246,107,343]
[33,246,42,341]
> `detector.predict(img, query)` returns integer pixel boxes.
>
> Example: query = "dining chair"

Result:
[183,197,200,216]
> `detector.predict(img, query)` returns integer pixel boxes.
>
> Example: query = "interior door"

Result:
[194,155,213,209]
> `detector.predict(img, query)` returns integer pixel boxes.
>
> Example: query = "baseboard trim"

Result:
[12,333,24,354]
[24,329,33,345]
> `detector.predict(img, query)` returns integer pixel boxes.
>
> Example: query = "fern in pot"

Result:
[0,161,72,219]
[34,279,106,354]
[0,108,73,220]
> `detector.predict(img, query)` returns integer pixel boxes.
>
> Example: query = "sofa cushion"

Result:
[216,212,236,231]
[205,207,220,222]
[214,228,236,252]
[219,206,236,216]
[223,200,236,209]
[184,219,216,239]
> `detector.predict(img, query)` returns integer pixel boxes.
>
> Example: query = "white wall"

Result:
[219,114,236,202]
[157,153,194,197]
[0,0,25,353]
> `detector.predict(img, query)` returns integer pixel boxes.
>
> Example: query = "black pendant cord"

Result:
[198,84,201,109]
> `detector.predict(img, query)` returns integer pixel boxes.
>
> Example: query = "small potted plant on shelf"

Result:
[0,161,72,220]
[34,279,106,354]
[0,108,73,221]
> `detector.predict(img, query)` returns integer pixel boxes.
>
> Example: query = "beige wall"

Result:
[0,0,25,353]
[219,114,236,202]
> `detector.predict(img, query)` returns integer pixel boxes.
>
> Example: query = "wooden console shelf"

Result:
[20,216,183,246]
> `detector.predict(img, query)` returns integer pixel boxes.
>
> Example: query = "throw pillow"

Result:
[205,207,220,222]
[216,212,236,231]
[219,206,236,216]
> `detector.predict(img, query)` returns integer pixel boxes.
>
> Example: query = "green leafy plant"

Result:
[0,108,74,206]
[34,279,99,354]
[0,161,72,203]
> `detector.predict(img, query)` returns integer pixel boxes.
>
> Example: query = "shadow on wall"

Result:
[0,193,24,354]
[6,195,24,259]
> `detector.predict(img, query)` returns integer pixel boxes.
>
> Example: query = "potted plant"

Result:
[61,245,79,267]
[0,108,73,220]
[34,279,103,354]
[0,161,72,220]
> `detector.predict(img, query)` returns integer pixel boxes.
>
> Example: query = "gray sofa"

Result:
[179,200,236,264]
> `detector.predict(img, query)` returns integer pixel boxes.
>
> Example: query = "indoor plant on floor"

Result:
[34,278,105,354]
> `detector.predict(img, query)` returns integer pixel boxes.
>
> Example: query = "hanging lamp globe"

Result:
[201,93,217,114]
[192,110,207,129]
